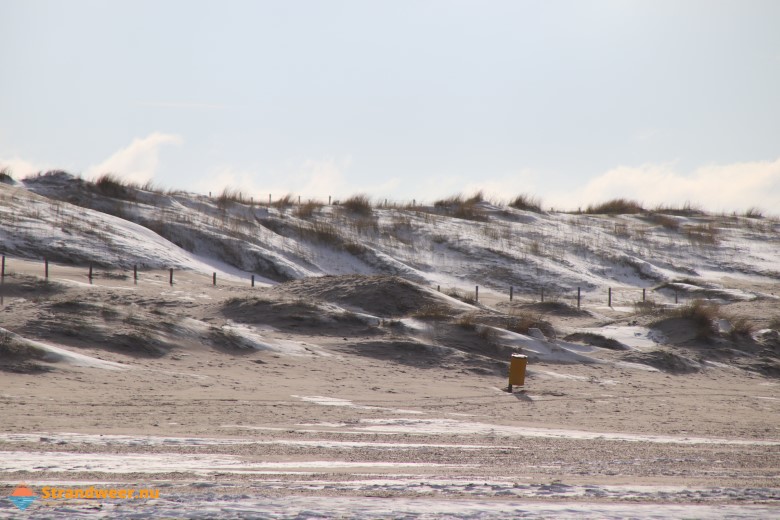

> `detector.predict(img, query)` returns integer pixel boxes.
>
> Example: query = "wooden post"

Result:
[475,285,479,302]
[509,286,513,301]
[577,287,581,309]
[1,255,5,282]
[675,289,678,304]
[329,195,331,205]
[89,262,93,283]
[437,285,440,292]
[169,268,173,286]
[133,264,138,284]
[213,272,216,286]
[251,275,255,287]
[643,288,646,303]
[608,287,612,307]
[44,258,48,280]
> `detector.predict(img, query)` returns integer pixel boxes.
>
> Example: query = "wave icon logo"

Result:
[9,484,37,511]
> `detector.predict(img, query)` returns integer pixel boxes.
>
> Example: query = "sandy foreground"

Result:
[1,259,778,519]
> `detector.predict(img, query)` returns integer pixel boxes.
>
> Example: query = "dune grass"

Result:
[508,193,543,213]
[340,194,373,216]
[434,191,487,221]
[585,198,644,215]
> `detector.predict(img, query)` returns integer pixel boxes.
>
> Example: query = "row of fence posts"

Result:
[0,255,258,289]
[1,255,679,306]
[207,193,424,210]
[434,282,670,308]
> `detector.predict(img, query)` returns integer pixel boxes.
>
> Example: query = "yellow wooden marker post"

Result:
[508,354,527,392]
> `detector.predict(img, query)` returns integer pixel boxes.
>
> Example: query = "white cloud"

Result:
[460,171,539,204]
[196,156,358,202]
[0,157,53,179]
[547,159,780,213]
[296,157,351,198]
[86,132,183,184]
[194,166,264,200]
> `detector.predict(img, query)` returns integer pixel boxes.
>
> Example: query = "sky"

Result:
[1,0,779,212]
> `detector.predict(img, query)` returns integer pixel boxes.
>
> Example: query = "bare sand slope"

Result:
[1,261,778,518]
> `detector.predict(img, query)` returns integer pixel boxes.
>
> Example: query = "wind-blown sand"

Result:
[1,262,778,519]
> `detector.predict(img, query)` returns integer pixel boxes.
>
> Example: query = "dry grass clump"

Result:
[505,311,555,338]
[768,317,780,331]
[412,304,451,321]
[93,173,138,201]
[633,300,664,315]
[744,207,764,219]
[652,201,705,217]
[273,193,296,208]
[445,287,476,305]
[457,312,478,330]
[648,213,681,230]
[434,192,487,221]
[0,167,13,184]
[295,200,323,219]
[341,194,373,216]
[585,198,644,215]
[298,221,342,246]
[343,242,367,255]
[653,299,719,339]
[684,223,719,244]
[434,194,465,208]
[217,186,251,206]
[508,193,543,213]
[727,315,755,339]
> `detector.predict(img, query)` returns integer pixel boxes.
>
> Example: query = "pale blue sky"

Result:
[1,0,779,210]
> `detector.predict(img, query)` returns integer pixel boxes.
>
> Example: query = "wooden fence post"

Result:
[643,288,646,303]
[213,272,216,286]
[251,275,255,287]
[44,258,48,280]
[89,262,93,283]
[675,289,678,304]
[1,255,5,282]
[577,287,581,309]
[169,268,174,286]
[509,286,513,301]
[475,285,479,302]
[608,287,612,307]
[133,264,138,284]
